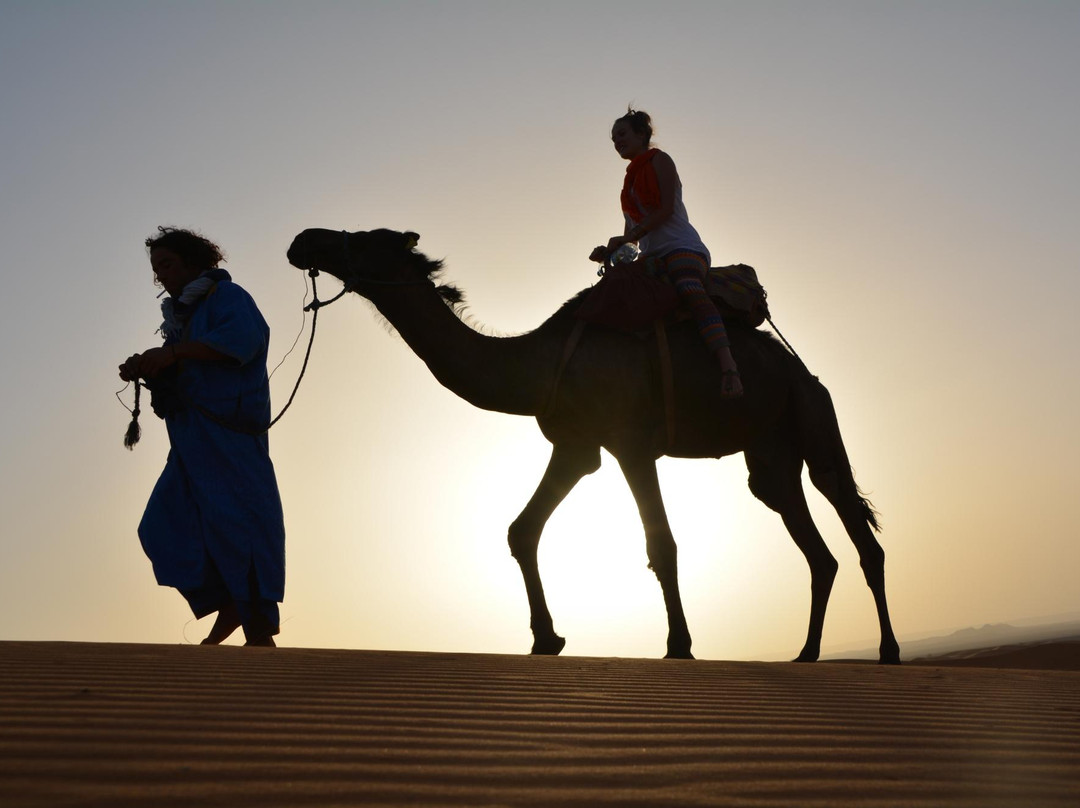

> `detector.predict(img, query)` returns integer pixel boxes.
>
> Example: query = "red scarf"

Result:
[620,148,661,223]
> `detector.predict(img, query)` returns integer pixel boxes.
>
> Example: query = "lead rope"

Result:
[261,267,323,430]
[123,381,141,449]
[119,230,430,445]
[764,312,814,378]
[119,262,348,448]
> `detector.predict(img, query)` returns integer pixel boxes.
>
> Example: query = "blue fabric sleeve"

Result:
[198,282,266,366]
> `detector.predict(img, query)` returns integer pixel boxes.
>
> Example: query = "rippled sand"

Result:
[1,641,1078,807]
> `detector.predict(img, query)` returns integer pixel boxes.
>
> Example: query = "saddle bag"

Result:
[706,263,769,327]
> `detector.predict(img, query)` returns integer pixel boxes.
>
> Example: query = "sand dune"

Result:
[912,638,1080,671]
[1,641,1078,807]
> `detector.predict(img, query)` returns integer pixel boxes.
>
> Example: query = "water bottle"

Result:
[610,242,640,265]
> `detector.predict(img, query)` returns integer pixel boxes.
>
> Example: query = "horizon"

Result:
[820,611,1080,661]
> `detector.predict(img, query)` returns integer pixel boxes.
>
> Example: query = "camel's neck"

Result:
[366,282,566,416]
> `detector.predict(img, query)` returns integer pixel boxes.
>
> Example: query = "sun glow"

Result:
[465,440,791,660]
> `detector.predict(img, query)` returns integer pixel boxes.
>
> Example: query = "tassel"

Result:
[124,381,142,450]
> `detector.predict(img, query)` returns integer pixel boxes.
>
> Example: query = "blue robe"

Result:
[138,279,285,612]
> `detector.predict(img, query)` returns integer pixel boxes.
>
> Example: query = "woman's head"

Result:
[145,226,225,296]
[615,108,653,143]
[611,108,653,160]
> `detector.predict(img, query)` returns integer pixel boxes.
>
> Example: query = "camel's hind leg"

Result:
[614,451,693,659]
[799,384,901,665]
[508,443,601,656]
[807,463,900,664]
[746,447,838,663]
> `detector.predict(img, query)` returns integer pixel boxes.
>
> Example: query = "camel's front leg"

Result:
[508,444,601,655]
[615,452,693,659]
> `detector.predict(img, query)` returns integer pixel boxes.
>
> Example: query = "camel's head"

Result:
[286,227,426,288]
[288,227,463,306]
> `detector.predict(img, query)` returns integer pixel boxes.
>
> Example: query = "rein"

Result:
[119,269,323,446]
[120,230,428,447]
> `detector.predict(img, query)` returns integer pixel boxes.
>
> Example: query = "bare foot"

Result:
[721,370,743,399]
[245,635,277,648]
[201,603,242,645]
[717,347,743,399]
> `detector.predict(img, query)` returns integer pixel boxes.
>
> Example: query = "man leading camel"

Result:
[119,226,286,647]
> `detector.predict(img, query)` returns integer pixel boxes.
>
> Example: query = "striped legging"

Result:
[661,250,730,352]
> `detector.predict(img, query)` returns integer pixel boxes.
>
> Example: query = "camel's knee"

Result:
[508,517,542,562]
[645,532,678,579]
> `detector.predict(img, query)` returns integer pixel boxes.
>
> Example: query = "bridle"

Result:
[304,230,432,313]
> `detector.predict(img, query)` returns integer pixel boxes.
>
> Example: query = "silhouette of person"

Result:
[119,227,285,646]
[590,108,743,398]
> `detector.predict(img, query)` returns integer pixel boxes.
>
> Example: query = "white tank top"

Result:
[627,154,711,265]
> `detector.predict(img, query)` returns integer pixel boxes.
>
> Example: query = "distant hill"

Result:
[821,617,1080,662]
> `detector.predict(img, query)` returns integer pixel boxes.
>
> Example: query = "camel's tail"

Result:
[794,376,881,533]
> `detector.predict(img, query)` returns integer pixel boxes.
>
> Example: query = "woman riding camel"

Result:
[590,108,743,398]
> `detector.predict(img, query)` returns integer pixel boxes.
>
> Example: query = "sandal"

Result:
[721,369,744,399]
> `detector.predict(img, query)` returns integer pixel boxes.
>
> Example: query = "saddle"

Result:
[575,258,768,332]
[558,260,769,452]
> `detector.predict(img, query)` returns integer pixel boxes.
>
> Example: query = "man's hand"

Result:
[136,346,176,378]
[118,347,175,381]
[118,353,143,382]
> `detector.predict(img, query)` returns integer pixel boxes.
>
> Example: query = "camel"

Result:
[286,228,901,664]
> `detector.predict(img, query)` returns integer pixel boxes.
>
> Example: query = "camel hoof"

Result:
[664,640,694,660]
[793,646,820,663]
[879,641,902,665]
[664,650,695,660]
[530,635,566,656]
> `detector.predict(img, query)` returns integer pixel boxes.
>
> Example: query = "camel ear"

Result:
[404,232,419,250]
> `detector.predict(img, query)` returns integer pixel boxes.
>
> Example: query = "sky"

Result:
[1,0,1078,661]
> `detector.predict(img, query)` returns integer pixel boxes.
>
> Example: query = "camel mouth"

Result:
[287,228,354,276]
[286,251,312,271]
[286,233,324,272]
